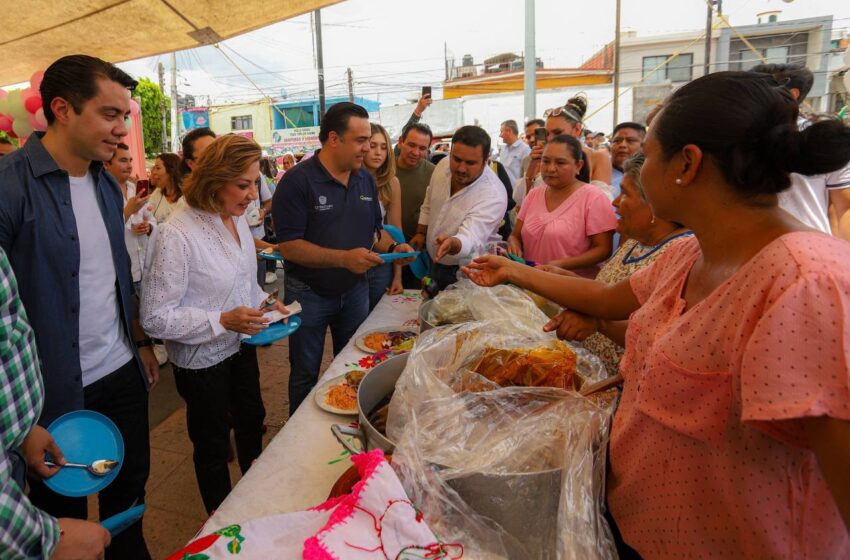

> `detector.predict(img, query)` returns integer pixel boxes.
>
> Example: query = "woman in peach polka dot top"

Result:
[463,71,850,558]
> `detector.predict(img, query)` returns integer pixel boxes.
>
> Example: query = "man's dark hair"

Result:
[0,137,13,145]
[107,142,130,163]
[525,118,545,129]
[400,122,433,143]
[501,120,519,135]
[612,122,647,137]
[41,55,137,125]
[750,63,814,103]
[451,125,491,161]
[319,102,369,144]
[181,127,216,173]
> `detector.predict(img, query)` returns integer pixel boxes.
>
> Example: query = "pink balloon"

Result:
[24,92,42,114]
[34,107,47,129]
[30,70,45,90]
[129,99,140,116]
[0,113,12,133]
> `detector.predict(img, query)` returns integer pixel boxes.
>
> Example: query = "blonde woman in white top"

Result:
[141,135,289,514]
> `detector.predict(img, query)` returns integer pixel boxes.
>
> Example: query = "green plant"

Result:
[136,77,171,157]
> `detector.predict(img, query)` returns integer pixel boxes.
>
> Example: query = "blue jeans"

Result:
[284,275,369,415]
[367,262,392,312]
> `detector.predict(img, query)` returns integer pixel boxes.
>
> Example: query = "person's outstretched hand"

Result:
[461,255,516,287]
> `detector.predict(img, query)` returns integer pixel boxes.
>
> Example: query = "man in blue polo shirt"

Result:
[273,102,414,414]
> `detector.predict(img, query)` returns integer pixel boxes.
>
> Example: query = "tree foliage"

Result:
[136,77,171,157]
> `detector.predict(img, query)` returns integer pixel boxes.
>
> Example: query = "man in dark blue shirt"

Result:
[0,55,158,559]
[273,102,414,414]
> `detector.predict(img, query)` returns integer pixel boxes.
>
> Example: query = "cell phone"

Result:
[135,179,149,198]
[534,127,547,145]
[422,86,432,98]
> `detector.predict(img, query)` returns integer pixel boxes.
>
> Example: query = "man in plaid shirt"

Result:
[0,247,109,558]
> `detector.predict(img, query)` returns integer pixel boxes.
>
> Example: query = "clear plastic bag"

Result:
[387,319,617,559]
[424,279,556,337]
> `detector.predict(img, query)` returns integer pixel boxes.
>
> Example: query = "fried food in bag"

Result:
[468,341,579,391]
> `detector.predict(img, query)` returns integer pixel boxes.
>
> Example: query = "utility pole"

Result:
[314,9,326,119]
[523,0,536,123]
[157,62,167,152]
[704,0,713,76]
[613,0,622,129]
[170,52,179,152]
[444,42,449,81]
[347,68,354,102]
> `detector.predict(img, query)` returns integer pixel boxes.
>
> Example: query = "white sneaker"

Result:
[152,344,168,366]
[264,271,277,284]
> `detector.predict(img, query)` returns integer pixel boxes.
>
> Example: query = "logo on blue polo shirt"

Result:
[359,195,373,202]
[314,194,333,211]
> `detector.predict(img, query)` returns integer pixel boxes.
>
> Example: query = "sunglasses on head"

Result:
[543,106,582,122]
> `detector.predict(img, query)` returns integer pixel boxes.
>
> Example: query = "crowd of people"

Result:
[0,50,848,560]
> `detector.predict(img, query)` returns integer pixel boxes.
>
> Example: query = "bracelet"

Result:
[135,338,153,348]
[387,242,399,253]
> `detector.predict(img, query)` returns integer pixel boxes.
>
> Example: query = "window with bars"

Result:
[231,115,253,130]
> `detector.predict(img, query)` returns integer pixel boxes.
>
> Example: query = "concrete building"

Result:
[382,12,838,147]
[208,100,273,145]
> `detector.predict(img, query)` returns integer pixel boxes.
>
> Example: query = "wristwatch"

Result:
[387,242,400,253]
[135,338,153,349]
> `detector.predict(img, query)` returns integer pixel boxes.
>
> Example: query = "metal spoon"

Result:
[45,459,119,476]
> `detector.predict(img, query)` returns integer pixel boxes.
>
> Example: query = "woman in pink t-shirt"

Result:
[508,135,616,278]
[464,71,850,558]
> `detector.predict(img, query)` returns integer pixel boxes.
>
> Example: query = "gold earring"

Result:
[650,215,656,224]
[675,178,683,185]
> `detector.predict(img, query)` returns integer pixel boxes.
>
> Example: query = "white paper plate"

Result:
[314,376,358,416]
[354,327,416,354]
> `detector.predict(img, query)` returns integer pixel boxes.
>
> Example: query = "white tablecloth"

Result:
[200,291,422,534]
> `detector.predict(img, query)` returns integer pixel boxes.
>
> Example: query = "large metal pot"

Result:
[330,353,406,454]
[331,353,564,559]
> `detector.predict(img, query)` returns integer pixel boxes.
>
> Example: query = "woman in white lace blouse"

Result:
[141,135,289,514]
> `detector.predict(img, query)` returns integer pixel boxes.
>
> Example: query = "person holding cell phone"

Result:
[105,142,156,293]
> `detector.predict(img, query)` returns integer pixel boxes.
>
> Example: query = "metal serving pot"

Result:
[331,353,565,559]
[418,300,437,333]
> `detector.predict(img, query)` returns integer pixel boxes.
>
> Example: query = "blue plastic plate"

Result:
[244,316,301,346]
[102,504,146,537]
[379,251,419,263]
[410,250,431,280]
[259,250,284,261]
[382,224,406,244]
[45,410,124,498]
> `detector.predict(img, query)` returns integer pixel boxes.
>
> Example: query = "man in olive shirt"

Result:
[395,122,435,288]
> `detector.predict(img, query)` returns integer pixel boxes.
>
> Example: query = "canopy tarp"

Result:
[0,0,342,86]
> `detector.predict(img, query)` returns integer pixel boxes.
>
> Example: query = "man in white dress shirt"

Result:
[411,125,508,291]
[498,119,531,184]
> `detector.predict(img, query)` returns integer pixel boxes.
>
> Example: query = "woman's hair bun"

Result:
[760,121,802,175]
[792,118,850,177]
[564,94,588,119]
